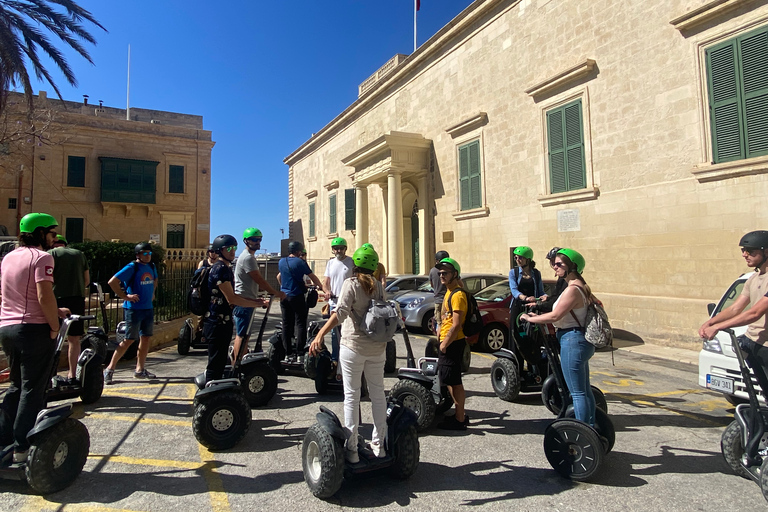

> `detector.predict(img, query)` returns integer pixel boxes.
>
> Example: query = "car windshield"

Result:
[386,277,397,287]
[474,281,510,302]
[417,281,434,292]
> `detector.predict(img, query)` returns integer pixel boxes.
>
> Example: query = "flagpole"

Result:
[413,0,417,53]
[126,44,131,121]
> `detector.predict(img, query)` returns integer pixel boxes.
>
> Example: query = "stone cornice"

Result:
[445,113,488,138]
[324,180,339,191]
[525,59,596,99]
[691,154,768,182]
[670,0,758,32]
[342,132,432,169]
[537,187,599,207]
[305,189,318,199]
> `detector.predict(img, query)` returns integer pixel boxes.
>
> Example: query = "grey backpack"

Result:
[354,281,400,342]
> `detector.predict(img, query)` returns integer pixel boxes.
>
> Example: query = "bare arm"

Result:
[108,276,138,303]
[699,294,750,337]
[276,273,281,285]
[309,273,324,293]
[523,286,582,324]
[439,309,464,351]
[309,312,339,355]
[83,270,90,288]
[218,281,265,308]
[323,276,331,295]
[703,296,768,339]
[37,281,62,332]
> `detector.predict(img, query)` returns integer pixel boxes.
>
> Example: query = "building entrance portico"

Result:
[342,131,432,275]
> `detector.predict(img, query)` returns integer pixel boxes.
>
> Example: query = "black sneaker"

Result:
[437,414,467,431]
[463,414,470,426]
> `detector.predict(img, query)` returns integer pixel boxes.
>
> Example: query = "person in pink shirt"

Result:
[0,213,69,464]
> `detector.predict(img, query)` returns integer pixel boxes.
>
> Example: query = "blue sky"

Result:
[26,0,473,253]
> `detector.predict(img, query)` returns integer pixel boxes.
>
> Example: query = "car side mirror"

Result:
[707,303,716,316]
[390,286,399,292]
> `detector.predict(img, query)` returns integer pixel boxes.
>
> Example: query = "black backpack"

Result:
[446,288,483,338]
[188,265,212,316]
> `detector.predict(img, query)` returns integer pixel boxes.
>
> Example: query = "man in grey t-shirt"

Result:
[232,228,285,362]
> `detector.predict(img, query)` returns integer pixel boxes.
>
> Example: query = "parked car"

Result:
[385,274,429,296]
[396,273,507,333]
[698,272,760,405]
[467,279,556,352]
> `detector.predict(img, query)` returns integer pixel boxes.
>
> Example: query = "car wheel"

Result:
[420,311,434,335]
[461,342,471,373]
[480,323,507,353]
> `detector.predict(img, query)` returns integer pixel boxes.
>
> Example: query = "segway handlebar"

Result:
[56,314,96,351]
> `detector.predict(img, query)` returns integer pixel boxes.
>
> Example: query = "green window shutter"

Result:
[740,29,768,159]
[67,156,85,187]
[458,143,471,210]
[329,195,337,233]
[547,100,586,193]
[166,223,185,248]
[169,165,184,194]
[707,39,744,163]
[467,141,482,209]
[100,158,158,204]
[344,188,356,230]
[309,203,316,238]
[65,218,84,243]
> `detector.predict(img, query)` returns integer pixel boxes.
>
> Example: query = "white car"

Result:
[698,272,763,405]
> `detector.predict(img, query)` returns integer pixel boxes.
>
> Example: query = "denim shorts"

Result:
[124,308,154,339]
[233,306,254,337]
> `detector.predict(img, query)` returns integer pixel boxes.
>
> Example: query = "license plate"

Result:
[707,374,734,394]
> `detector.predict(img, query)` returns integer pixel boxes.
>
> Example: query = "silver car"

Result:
[385,274,429,297]
[396,273,507,333]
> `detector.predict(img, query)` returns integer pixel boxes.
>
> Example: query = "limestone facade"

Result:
[285,0,768,349]
[0,91,213,248]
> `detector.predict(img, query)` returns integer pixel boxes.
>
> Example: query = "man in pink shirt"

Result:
[0,213,69,463]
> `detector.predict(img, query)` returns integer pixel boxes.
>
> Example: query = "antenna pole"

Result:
[126,44,131,121]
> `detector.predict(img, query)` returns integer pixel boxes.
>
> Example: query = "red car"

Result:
[468,279,556,352]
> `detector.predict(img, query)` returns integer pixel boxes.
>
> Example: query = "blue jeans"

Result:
[331,326,340,362]
[558,328,595,426]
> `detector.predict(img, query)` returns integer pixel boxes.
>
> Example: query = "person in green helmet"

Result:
[0,213,70,463]
[232,228,286,363]
[521,248,597,426]
[362,243,387,288]
[310,244,388,462]
[323,237,354,366]
[508,246,547,379]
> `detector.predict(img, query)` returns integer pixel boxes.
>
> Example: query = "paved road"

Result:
[0,315,762,511]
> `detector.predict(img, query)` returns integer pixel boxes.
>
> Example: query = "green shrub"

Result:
[70,241,166,283]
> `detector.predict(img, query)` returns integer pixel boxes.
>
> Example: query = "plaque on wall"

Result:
[197,224,209,230]
[149,234,160,243]
[557,209,580,232]
[442,231,454,243]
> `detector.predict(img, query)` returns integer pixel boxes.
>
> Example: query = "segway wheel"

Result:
[461,343,471,373]
[267,341,285,375]
[759,457,768,503]
[26,418,90,494]
[592,407,615,453]
[490,357,521,402]
[384,340,397,374]
[543,419,604,481]
[304,352,318,380]
[178,323,191,355]
[389,379,435,432]
[192,391,251,450]
[541,375,562,415]
[315,355,332,395]
[721,420,751,479]
[592,386,608,414]
[80,334,107,365]
[302,423,345,499]
[78,358,105,404]
[389,424,420,479]
[240,364,278,407]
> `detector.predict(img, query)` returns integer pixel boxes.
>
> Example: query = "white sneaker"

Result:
[370,441,386,458]
[345,448,359,464]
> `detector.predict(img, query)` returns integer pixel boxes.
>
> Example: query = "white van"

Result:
[698,272,763,404]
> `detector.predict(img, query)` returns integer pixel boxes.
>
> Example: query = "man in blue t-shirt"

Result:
[104,242,158,384]
[279,241,324,358]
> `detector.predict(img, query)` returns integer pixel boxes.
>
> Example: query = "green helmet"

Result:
[20,213,58,233]
[243,227,262,240]
[352,245,378,272]
[331,237,348,248]
[361,243,374,250]
[436,257,460,276]
[56,235,68,245]
[513,246,534,260]
[557,248,585,273]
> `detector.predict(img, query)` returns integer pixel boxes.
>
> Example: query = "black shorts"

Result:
[57,297,85,336]
[438,338,466,386]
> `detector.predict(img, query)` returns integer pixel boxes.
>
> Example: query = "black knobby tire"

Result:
[420,311,434,335]
[760,457,768,502]
[461,342,471,373]
[385,340,397,374]
[543,419,604,481]
[79,359,104,404]
[178,323,191,355]
[267,342,285,375]
[241,363,278,407]
[80,334,107,365]
[541,375,562,415]
[435,386,454,415]
[302,423,345,499]
[26,418,90,494]
[304,352,318,380]
[592,386,608,414]
[192,391,251,450]
[721,420,751,479]
[491,357,521,402]
[389,424,420,479]
[389,379,435,432]
[480,323,508,353]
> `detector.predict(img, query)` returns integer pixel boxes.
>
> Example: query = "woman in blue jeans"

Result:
[521,248,595,425]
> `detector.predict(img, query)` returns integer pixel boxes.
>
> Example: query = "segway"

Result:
[718,329,768,502]
[302,398,420,499]
[90,283,137,363]
[424,335,471,373]
[267,320,324,376]
[534,318,614,481]
[192,298,278,450]
[0,317,92,494]
[46,313,105,405]
[177,316,207,355]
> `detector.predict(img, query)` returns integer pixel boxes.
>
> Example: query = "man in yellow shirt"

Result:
[436,257,469,430]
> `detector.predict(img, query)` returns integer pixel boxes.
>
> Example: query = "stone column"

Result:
[387,172,405,274]
[417,176,428,274]
[354,185,368,249]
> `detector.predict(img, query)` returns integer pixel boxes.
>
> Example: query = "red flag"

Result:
[416,0,420,11]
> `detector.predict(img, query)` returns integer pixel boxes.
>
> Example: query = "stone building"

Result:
[285,0,768,348]
[0,91,213,249]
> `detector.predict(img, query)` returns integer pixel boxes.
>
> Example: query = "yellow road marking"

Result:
[643,389,702,397]
[87,413,190,427]
[101,391,192,401]
[104,383,192,392]
[601,378,645,387]
[89,454,203,469]
[610,392,725,426]
[590,370,619,377]
[683,399,729,412]
[473,351,494,360]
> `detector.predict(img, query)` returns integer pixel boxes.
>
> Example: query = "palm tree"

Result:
[0,0,106,115]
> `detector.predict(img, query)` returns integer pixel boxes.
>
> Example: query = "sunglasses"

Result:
[438,271,452,276]
[247,237,263,243]
[140,251,152,256]
[553,262,567,268]
[742,247,762,255]
[223,246,236,252]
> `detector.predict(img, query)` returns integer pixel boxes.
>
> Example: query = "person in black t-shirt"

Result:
[203,234,266,383]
